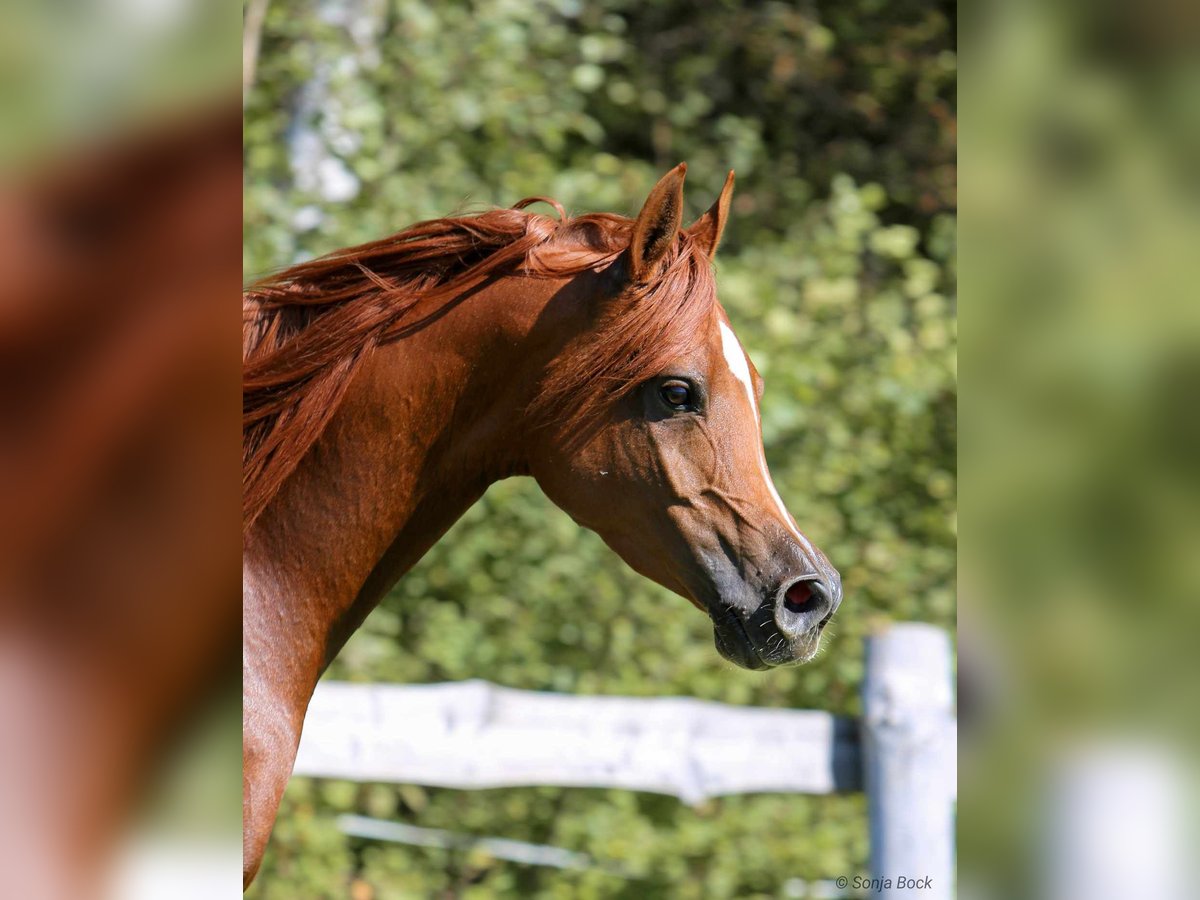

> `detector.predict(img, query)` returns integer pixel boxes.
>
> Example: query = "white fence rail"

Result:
[295,680,862,803]
[293,622,955,897]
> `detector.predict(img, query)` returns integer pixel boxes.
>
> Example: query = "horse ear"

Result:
[688,170,735,260]
[628,163,687,281]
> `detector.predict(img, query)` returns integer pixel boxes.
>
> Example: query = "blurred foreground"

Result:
[960,1,1200,898]
[0,1,241,898]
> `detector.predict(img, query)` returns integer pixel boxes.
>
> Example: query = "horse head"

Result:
[528,166,842,669]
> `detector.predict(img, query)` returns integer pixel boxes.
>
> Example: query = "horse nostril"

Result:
[783,579,819,614]
[775,578,834,639]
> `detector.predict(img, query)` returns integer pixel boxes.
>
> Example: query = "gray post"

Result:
[1042,746,1185,900]
[863,623,955,898]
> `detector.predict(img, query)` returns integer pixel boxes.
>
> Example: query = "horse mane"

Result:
[243,199,717,532]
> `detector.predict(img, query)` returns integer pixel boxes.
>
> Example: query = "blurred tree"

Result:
[244,0,955,896]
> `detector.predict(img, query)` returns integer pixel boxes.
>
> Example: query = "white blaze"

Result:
[718,320,815,556]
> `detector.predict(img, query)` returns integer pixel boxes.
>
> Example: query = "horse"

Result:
[242,164,842,886]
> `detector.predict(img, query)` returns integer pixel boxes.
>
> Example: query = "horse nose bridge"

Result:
[766,523,828,575]
[734,465,828,579]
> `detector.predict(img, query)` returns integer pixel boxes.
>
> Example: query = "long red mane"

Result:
[243,200,716,532]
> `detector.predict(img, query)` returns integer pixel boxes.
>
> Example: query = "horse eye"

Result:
[659,381,692,410]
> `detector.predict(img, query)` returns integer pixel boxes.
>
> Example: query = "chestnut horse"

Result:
[242,165,841,885]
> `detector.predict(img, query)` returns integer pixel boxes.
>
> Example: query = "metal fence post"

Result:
[863,623,955,898]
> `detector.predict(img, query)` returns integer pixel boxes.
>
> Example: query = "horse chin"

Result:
[709,610,771,671]
[713,624,770,670]
[711,607,828,670]
[763,629,825,667]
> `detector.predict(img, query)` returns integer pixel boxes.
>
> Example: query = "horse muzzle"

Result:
[703,550,842,669]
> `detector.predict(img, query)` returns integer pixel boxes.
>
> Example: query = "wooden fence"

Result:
[293,622,955,898]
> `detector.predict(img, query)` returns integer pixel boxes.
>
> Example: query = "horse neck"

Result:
[244,269,586,680]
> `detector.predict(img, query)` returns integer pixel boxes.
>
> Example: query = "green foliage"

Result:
[244,0,954,896]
